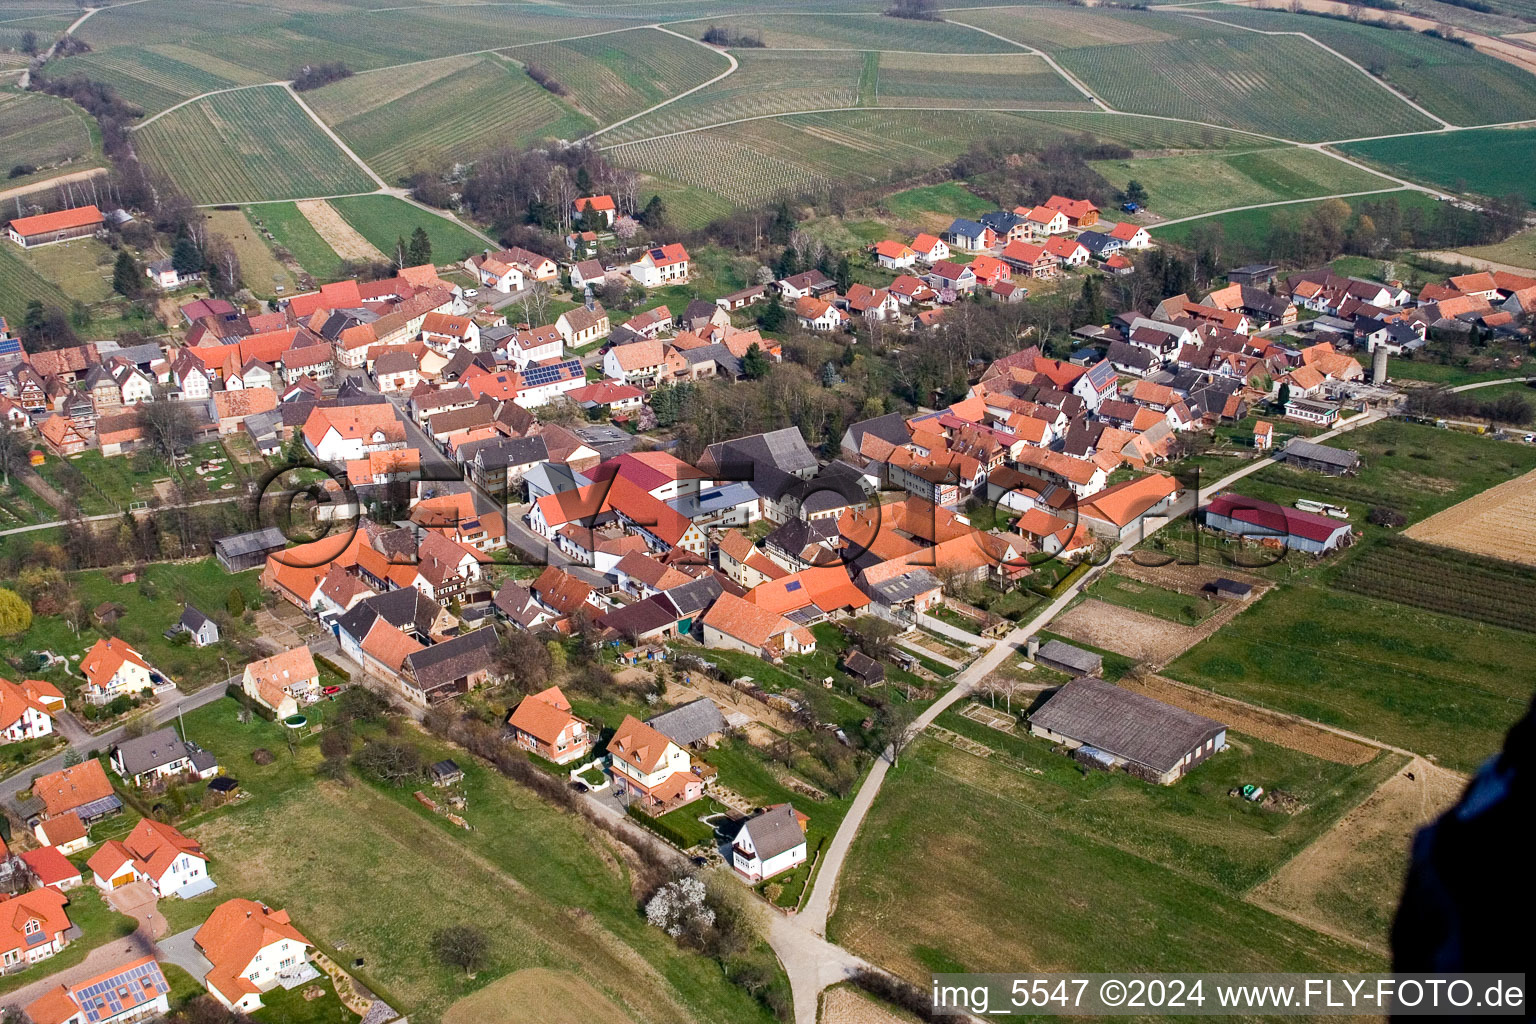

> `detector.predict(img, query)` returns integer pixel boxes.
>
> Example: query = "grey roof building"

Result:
[165,605,219,647]
[1029,677,1227,785]
[647,698,728,748]
[110,727,219,785]
[214,526,287,573]
[1031,638,1102,678]
[1278,438,1360,476]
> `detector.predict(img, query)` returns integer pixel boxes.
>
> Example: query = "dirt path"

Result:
[296,200,386,262]
[0,167,109,206]
[1247,757,1463,951]
[1417,249,1536,275]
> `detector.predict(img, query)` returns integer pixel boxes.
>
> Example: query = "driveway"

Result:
[105,881,167,941]
[155,926,213,980]
[0,930,159,1011]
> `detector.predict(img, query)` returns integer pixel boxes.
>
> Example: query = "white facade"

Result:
[0,705,52,742]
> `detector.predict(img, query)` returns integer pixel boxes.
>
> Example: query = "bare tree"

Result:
[518,282,552,327]
[138,400,198,459]
[431,924,490,976]
[0,429,26,487]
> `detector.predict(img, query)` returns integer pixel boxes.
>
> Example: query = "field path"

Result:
[1151,185,1414,228]
[580,26,740,142]
[940,17,1109,110]
[132,82,282,131]
[1418,250,1536,275]
[0,166,108,204]
[296,200,387,262]
[283,83,390,191]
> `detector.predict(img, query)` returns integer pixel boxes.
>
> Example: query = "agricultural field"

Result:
[1187,8,1536,126]
[48,45,272,116]
[242,201,344,282]
[1334,535,1536,630]
[135,85,378,203]
[0,86,99,186]
[1340,126,1536,203]
[673,11,1022,52]
[600,49,866,144]
[0,232,65,317]
[201,206,297,298]
[1166,580,1536,773]
[182,698,782,1024]
[949,5,1249,51]
[869,52,1091,109]
[1153,189,1438,247]
[0,15,72,69]
[328,195,487,264]
[1403,467,1536,567]
[829,725,1391,984]
[1092,146,1396,220]
[1056,35,1439,141]
[12,235,114,303]
[307,56,592,184]
[507,27,732,126]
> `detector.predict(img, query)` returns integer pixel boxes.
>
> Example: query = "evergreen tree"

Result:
[641,195,666,227]
[575,166,593,193]
[775,246,799,279]
[227,586,245,617]
[112,251,141,298]
[1276,382,1291,412]
[742,342,769,380]
[407,226,433,267]
[821,361,840,387]
[835,256,852,293]
[1071,275,1106,328]
[1123,180,1148,207]
[171,235,202,275]
[758,292,786,331]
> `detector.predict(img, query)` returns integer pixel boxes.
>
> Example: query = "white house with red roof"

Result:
[1019,205,1069,238]
[871,240,917,270]
[608,714,702,812]
[1107,222,1151,249]
[87,818,211,899]
[0,678,55,742]
[1044,235,1089,267]
[0,887,71,970]
[507,686,592,764]
[79,638,156,704]
[25,955,170,1024]
[195,899,312,1013]
[629,243,690,287]
[573,194,617,226]
[910,233,950,264]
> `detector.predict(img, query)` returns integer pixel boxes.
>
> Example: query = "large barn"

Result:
[1201,493,1354,554]
[1029,677,1226,785]
[6,205,104,248]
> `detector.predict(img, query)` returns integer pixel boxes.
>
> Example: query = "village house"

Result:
[195,899,312,1013]
[630,243,690,287]
[79,637,156,704]
[944,218,996,252]
[87,818,212,899]
[0,677,56,742]
[0,887,71,970]
[1043,195,1099,227]
[302,404,406,463]
[507,686,592,765]
[164,605,219,648]
[32,760,124,827]
[24,955,171,1024]
[608,714,704,813]
[910,233,950,264]
[110,726,218,787]
[1107,222,1151,249]
[872,240,917,270]
[701,590,816,659]
[241,646,320,719]
[1020,205,1069,238]
[923,260,978,297]
[795,295,848,331]
[573,194,617,226]
[732,804,808,882]
[556,302,609,347]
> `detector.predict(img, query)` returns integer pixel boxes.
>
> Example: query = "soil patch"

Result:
[1051,599,1200,663]
[1403,467,1536,567]
[1121,674,1378,765]
[443,967,637,1024]
[296,199,385,263]
[820,984,920,1024]
[1248,757,1463,951]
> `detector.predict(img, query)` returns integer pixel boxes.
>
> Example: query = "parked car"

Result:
[1121,202,1141,213]
[463,288,479,298]
[322,684,341,696]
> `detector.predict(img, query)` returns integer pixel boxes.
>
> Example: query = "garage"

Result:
[110,872,135,889]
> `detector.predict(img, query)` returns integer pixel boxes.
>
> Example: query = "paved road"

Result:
[1447,375,1536,393]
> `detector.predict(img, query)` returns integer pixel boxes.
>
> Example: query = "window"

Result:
[24,919,39,935]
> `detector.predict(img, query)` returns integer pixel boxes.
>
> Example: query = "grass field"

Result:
[1166,580,1534,773]
[1186,8,1536,127]
[674,11,1021,52]
[136,85,377,203]
[870,52,1090,109]
[1153,189,1439,246]
[508,26,731,126]
[308,55,593,184]
[1341,126,1536,203]
[244,201,345,281]
[328,195,486,264]
[0,233,76,319]
[6,557,265,695]
[1058,35,1438,141]
[829,731,1388,985]
[181,698,781,1024]
[1454,227,1536,270]
[201,206,296,297]
[1092,146,1396,220]
[12,236,115,303]
[0,85,99,185]
[1082,572,1218,624]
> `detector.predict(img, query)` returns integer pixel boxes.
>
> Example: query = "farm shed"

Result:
[215,526,288,573]
[1277,438,1359,476]
[1202,494,1354,554]
[1029,677,1227,785]
[840,650,885,686]
[1031,639,1102,678]
[1204,578,1254,602]
[646,698,728,749]
[430,760,464,787]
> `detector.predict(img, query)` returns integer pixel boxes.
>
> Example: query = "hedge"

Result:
[625,804,699,849]
[314,654,351,681]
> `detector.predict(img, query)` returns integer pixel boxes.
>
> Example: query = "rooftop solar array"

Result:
[75,959,167,1023]
[521,358,582,388]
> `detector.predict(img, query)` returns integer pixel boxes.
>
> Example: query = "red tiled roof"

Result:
[8,205,103,237]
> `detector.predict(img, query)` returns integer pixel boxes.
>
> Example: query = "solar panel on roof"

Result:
[785,581,802,591]
[649,248,665,259]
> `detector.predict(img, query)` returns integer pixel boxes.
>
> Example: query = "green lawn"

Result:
[1165,581,1536,772]
[181,696,781,1024]
[828,734,1386,988]
[1153,189,1438,249]
[882,182,992,226]
[253,977,360,1024]
[1083,573,1218,625]
[8,559,265,697]
[1341,127,1536,203]
[32,449,168,515]
[328,196,487,265]
[247,202,344,281]
[0,887,138,995]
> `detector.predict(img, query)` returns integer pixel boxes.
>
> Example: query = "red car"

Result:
[322,685,342,696]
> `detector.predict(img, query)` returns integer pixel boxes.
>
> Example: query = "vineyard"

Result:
[671,11,1019,52]
[49,45,271,115]
[1194,8,1536,126]
[871,52,1092,110]
[1058,35,1440,141]
[949,5,1243,51]
[0,88,97,183]
[0,241,58,323]
[601,49,865,144]
[308,56,592,183]
[328,196,487,265]
[1342,127,1536,204]
[507,27,731,125]
[135,86,377,203]
[1333,537,1536,633]
[0,15,72,67]
[1090,147,1395,219]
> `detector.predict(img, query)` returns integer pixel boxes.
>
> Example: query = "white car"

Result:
[463,288,479,298]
